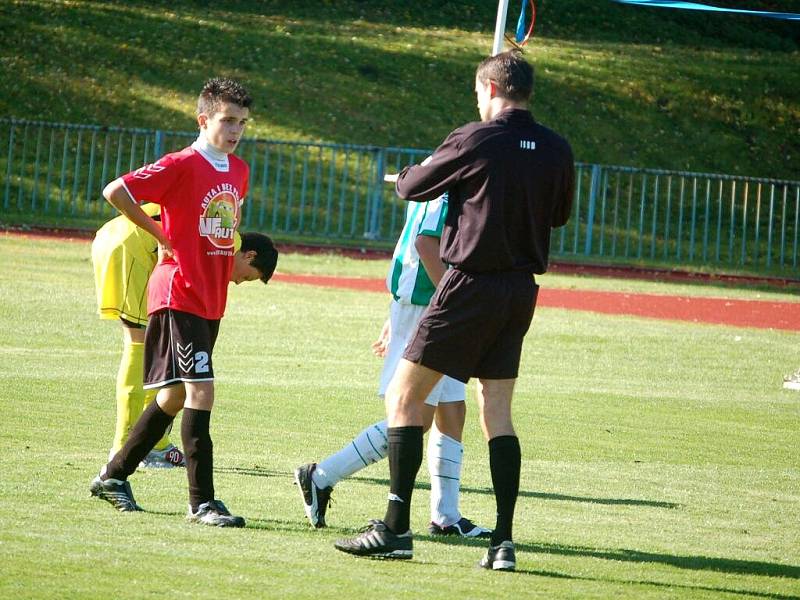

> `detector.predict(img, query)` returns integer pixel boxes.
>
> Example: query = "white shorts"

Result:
[378,300,465,406]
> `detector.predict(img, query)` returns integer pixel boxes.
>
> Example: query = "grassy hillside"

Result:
[1,0,798,178]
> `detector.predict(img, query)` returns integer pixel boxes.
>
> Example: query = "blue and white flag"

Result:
[614,0,800,21]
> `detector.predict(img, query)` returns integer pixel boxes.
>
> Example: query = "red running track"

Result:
[271,273,800,332]
[8,229,796,329]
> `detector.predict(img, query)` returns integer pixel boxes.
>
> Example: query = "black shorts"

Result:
[143,309,220,389]
[403,269,539,383]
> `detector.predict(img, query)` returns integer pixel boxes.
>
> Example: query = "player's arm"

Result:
[415,234,445,286]
[551,144,576,229]
[392,131,468,202]
[103,179,172,256]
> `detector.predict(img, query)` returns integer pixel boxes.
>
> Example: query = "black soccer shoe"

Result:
[293,463,333,528]
[89,476,143,512]
[186,499,246,528]
[478,540,516,571]
[428,516,492,539]
[334,519,413,559]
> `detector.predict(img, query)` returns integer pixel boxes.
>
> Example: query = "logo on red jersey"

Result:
[132,161,166,179]
[199,184,240,249]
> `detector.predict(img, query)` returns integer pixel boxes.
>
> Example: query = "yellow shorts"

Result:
[91,216,159,326]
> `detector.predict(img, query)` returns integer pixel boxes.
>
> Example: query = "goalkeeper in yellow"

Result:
[92,203,278,467]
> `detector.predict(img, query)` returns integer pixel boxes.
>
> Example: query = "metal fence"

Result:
[565,164,799,271]
[2,118,799,273]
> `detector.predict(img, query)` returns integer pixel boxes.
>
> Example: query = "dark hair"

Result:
[197,78,253,116]
[240,232,278,284]
[475,51,533,103]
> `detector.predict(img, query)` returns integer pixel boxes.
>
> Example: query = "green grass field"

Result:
[1,0,798,178]
[1,234,798,599]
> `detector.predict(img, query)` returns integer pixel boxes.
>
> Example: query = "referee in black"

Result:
[335,50,575,571]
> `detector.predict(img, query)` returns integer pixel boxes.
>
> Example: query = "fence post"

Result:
[365,148,385,240]
[154,130,164,159]
[4,121,15,210]
[584,164,601,255]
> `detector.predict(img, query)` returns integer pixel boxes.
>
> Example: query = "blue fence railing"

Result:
[2,118,799,273]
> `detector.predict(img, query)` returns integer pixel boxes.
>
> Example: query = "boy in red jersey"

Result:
[90,78,254,527]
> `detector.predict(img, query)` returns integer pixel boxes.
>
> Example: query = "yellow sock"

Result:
[112,341,146,453]
[112,344,174,454]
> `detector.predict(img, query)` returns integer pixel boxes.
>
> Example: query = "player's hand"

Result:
[158,239,174,262]
[371,318,391,357]
[383,172,398,183]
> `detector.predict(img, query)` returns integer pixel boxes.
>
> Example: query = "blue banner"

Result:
[613,0,800,20]
[516,1,528,42]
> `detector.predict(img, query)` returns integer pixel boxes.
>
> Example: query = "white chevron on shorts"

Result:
[177,342,194,372]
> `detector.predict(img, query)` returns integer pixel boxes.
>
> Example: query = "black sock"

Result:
[489,435,521,546]
[383,426,423,534]
[182,408,214,512]
[104,401,174,481]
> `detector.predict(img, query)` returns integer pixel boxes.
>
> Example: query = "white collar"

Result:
[192,134,229,172]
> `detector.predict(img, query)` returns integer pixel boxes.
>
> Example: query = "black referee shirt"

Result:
[395,108,574,274]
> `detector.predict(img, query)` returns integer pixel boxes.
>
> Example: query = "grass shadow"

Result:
[242,516,318,534]
[516,540,800,580]
[418,536,800,595]
[415,533,487,549]
[214,466,287,479]
[140,509,184,518]
[351,475,679,508]
[420,534,800,581]
[517,568,799,599]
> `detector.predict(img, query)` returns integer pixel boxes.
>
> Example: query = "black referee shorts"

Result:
[403,269,539,383]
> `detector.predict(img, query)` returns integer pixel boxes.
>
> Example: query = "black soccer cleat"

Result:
[478,540,516,571]
[293,463,333,528]
[428,516,492,539]
[186,499,245,528]
[334,519,413,559]
[90,476,143,512]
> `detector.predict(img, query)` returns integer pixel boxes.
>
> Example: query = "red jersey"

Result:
[120,145,249,320]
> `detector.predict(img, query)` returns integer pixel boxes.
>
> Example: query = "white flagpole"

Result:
[492,0,510,55]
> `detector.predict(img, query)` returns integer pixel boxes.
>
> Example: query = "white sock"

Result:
[428,426,463,527]
[314,420,389,489]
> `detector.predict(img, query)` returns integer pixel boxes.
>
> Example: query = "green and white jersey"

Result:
[386,193,448,306]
